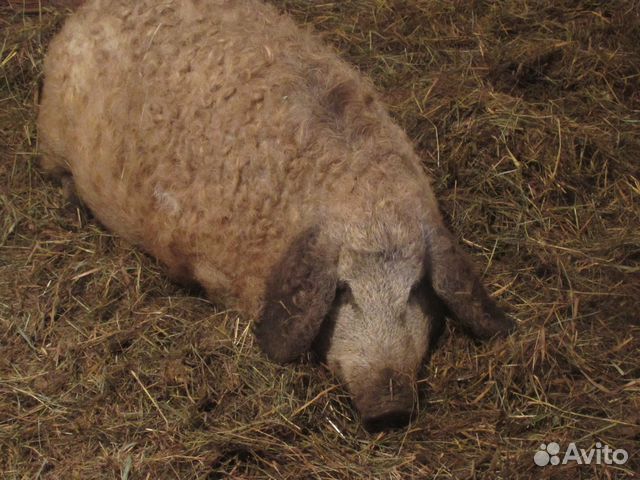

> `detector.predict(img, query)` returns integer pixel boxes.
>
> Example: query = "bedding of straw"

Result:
[1,1,638,478]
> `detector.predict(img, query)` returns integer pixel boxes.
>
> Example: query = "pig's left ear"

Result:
[254,227,339,363]
[425,225,515,339]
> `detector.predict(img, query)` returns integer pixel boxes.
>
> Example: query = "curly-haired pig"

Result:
[38,0,515,431]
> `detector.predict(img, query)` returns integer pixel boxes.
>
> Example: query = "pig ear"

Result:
[425,225,515,339]
[254,228,338,363]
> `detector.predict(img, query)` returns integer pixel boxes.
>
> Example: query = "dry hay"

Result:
[1,1,639,478]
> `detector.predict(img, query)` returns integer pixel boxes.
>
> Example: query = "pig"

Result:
[37,0,514,431]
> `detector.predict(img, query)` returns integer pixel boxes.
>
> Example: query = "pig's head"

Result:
[254,209,514,432]
[318,243,445,432]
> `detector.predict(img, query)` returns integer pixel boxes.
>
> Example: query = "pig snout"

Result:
[353,368,415,432]
[363,407,412,433]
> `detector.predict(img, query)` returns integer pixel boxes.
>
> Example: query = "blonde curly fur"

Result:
[39,0,437,313]
[39,0,512,429]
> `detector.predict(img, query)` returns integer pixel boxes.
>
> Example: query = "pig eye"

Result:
[335,281,360,309]
[336,281,352,298]
[410,276,426,295]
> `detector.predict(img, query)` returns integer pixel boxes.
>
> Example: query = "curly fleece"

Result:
[38,0,443,317]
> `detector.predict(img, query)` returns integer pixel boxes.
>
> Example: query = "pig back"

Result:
[39,0,343,310]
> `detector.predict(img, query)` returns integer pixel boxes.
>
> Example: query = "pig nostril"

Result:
[363,410,411,432]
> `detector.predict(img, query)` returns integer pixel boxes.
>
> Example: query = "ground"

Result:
[1,1,639,479]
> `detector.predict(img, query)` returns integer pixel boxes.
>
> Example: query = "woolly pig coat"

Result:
[39,0,437,313]
[39,0,514,388]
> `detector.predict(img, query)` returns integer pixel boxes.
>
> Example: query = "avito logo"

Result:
[534,442,629,467]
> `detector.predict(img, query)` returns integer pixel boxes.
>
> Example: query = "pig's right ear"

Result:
[254,228,339,363]
[425,225,515,339]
